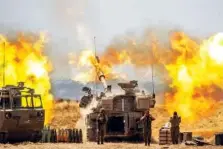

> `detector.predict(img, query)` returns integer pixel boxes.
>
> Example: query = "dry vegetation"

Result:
[49,100,81,129]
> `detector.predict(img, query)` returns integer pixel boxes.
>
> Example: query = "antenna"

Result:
[93,36,97,96]
[151,36,155,95]
[3,42,5,87]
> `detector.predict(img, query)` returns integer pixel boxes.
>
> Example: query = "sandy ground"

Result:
[49,100,223,143]
[1,142,223,149]
[150,102,223,143]
[1,101,223,148]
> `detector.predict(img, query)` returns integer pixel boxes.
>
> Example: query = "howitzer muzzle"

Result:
[98,74,105,81]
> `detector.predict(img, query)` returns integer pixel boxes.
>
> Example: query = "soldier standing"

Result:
[97,108,107,145]
[170,111,181,144]
[138,109,155,146]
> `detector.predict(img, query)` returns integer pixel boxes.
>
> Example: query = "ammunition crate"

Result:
[159,128,172,145]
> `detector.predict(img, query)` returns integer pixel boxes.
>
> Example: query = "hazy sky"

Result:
[0,0,222,80]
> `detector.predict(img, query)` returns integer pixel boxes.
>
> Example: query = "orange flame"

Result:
[164,32,223,123]
[0,33,53,124]
[70,49,131,83]
[69,31,223,123]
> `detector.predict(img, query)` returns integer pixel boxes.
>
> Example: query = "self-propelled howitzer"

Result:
[83,79,156,141]
[79,56,156,141]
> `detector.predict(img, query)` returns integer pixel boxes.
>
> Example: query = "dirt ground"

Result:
[1,100,223,148]
[1,142,223,149]
[149,102,223,143]
[49,100,223,143]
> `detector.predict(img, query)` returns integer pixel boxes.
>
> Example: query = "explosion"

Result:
[0,33,53,124]
[70,31,223,123]
[70,49,132,83]
[164,32,223,123]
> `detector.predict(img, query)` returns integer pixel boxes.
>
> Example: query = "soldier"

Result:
[96,108,107,145]
[138,109,155,146]
[170,111,181,144]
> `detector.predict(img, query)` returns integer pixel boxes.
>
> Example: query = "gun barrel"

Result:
[98,71,107,89]
[95,56,109,92]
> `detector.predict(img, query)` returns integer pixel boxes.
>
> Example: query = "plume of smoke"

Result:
[52,0,87,27]
[75,97,98,142]
[76,23,94,50]
[70,29,202,103]
[72,21,95,84]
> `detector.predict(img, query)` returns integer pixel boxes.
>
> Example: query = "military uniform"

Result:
[97,108,107,144]
[139,110,155,146]
[170,112,181,144]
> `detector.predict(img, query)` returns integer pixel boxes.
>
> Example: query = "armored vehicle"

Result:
[0,82,44,143]
[79,67,156,141]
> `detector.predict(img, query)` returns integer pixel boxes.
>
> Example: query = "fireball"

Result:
[0,33,53,124]
[69,49,131,83]
[69,31,223,123]
[164,32,223,123]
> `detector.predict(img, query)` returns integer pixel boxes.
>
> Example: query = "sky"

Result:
[0,0,222,80]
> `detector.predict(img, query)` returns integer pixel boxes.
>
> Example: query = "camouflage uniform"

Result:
[139,110,155,146]
[97,108,107,144]
[170,112,181,144]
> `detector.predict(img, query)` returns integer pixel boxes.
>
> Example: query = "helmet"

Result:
[174,111,177,116]
[100,108,105,113]
[145,109,150,115]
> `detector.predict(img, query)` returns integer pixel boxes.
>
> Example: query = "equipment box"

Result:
[215,133,223,145]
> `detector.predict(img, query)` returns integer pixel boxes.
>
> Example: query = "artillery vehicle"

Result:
[0,82,44,143]
[79,60,156,141]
